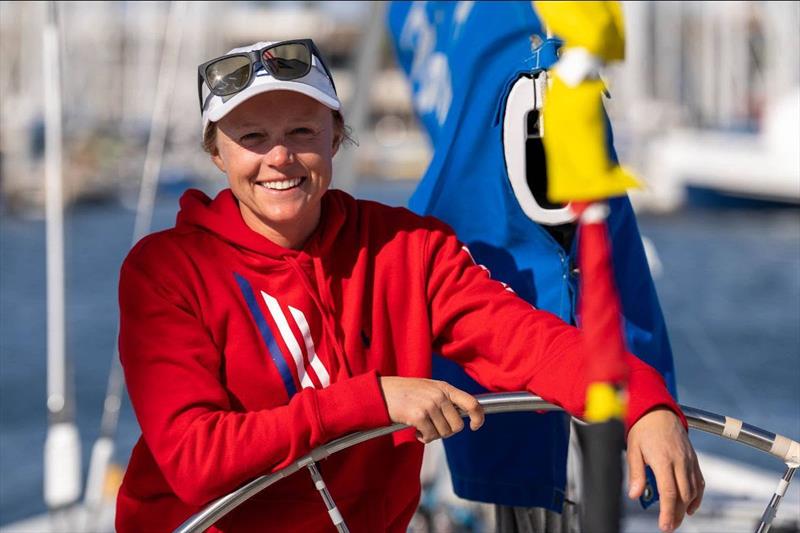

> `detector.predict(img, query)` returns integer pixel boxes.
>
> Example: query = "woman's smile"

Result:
[256,176,307,191]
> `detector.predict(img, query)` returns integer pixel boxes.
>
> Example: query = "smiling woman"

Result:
[115,37,702,533]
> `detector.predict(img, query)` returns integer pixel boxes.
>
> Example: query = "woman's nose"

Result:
[266,143,294,167]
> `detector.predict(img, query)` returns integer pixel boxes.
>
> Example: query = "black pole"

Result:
[576,418,625,533]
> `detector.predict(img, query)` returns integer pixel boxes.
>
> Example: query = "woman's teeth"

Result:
[258,177,304,191]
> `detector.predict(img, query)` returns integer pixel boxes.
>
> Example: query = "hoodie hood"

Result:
[175,188,348,261]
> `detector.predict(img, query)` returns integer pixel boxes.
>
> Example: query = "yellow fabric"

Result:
[543,75,640,202]
[533,1,626,61]
[584,382,626,423]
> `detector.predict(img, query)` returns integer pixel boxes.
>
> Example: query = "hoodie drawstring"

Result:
[285,256,352,379]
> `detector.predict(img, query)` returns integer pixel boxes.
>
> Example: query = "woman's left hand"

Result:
[626,408,705,533]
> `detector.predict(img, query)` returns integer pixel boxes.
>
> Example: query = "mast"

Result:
[83,2,187,527]
[42,0,82,521]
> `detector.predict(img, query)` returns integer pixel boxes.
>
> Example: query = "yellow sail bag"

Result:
[542,75,639,202]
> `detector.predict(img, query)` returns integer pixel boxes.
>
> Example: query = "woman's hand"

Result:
[379,377,485,443]
[627,408,705,532]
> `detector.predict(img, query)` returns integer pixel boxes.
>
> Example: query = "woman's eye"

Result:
[291,127,315,136]
[239,132,264,143]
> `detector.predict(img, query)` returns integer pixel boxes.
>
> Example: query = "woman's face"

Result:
[212,90,339,249]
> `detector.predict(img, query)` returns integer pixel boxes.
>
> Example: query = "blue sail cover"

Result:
[387,1,676,510]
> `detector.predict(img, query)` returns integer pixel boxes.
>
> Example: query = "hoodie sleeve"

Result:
[423,219,686,432]
[118,238,390,507]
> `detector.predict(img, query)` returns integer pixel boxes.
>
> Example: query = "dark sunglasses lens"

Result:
[206,56,251,96]
[262,43,311,80]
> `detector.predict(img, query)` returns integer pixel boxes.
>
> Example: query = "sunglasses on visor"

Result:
[197,38,337,113]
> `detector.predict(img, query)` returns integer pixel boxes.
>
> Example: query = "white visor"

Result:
[200,41,341,134]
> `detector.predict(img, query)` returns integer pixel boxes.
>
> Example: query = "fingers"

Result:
[626,445,646,500]
[629,441,703,532]
[674,456,696,515]
[638,442,703,531]
[687,456,705,516]
[441,400,465,434]
[408,409,438,444]
[427,403,457,440]
[652,462,682,532]
[653,448,706,533]
[428,384,473,440]
[662,442,705,529]
[445,385,485,430]
[408,386,466,443]
[686,479,704,515]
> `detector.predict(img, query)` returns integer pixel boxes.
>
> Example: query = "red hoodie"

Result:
[117,188,682,532]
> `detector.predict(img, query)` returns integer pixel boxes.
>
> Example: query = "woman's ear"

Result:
[211,151,226,173]
[331,110,347,157]
[204,122,226,172]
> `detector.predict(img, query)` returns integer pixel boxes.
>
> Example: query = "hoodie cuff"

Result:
[625,369,688,436]
[316,370,392,440]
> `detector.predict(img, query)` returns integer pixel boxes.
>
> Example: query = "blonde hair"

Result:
[202,110,354,156]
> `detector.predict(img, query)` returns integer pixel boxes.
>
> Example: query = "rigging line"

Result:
[82,2,188,529]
